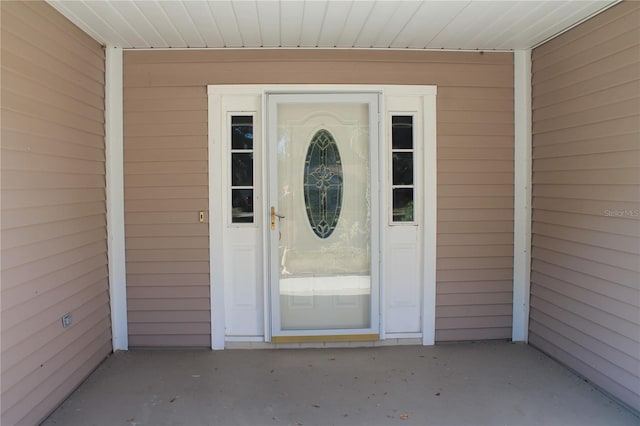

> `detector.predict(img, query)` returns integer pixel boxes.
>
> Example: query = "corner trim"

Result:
[208,89,226,350]
[105,45,128,351]
[512,50,532,343]
[422,91,437,346]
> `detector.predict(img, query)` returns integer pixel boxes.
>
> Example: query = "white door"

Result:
[267,93,380,340]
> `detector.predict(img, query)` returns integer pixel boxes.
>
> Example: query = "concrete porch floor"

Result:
[42,342,637,426]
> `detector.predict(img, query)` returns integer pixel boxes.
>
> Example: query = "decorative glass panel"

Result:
[392,152,413,185]
[303,129,343,239]
[231,116,253,149]
[392,116,413,149]
[393,188,414,222]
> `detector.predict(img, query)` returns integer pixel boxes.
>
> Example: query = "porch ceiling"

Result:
[47,0,618,51]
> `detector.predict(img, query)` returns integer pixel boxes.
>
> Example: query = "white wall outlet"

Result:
[61,313,73,328]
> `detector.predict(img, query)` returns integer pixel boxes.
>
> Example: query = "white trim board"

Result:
[421,91,437,346]
[512,50,532,342]
[105,45,128,351]
[208,92,226,350]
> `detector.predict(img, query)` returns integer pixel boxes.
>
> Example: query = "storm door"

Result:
[267,93,380,340]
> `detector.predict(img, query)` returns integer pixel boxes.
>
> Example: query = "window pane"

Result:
[232,189,253,223]
[232,116,253,150]
[231,153,253,186]
[392,115,413,149]
[392,152,413,185]
[393,188,414,222]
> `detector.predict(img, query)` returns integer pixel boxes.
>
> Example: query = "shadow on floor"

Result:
[42,342,637,426]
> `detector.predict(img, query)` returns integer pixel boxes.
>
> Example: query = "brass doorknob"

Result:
[271,206,285,230]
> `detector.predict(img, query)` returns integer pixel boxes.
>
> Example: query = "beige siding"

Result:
[124,86,210,347]
[531,1,640,411]
[0,1,110,425]
[124,49,514,344]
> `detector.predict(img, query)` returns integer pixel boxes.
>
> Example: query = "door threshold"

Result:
[271,334,379,343]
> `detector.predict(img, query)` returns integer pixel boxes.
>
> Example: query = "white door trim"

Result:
[208,85,437,348]
[105,45,128,351]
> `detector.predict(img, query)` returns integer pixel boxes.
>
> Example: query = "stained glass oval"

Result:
[303,129,343,239]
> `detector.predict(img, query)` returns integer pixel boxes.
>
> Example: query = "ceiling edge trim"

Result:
[119,46,515,53]
[531,0,622,50]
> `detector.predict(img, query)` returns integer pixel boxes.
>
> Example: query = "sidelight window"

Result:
[230,115,254,223]
[391,115,415,223]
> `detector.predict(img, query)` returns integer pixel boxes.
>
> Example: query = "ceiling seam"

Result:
[230,1,246,48]
[157,2,188,47]
[180,1,207,48]
[463,1,518,50]
[134,2,170,48]
[351,0,377,48]
[422,1,472,49]
[206,2,228,48]
[331,0,354,48]
[47,2,105,46]
[314,1,330,48]
[297,1,306,47]
[278,0,283,47]
[496,0,582,50]
[370,0,407,48]
[109,2,150,48]
[254,0,265,48]
[531,0,622,49]
[82,1,132,47]
[489,1,551,50]
[388,0,426,48]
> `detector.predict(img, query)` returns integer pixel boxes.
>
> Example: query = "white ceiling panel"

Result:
[82,1,148,47]
[53,0,130,47]
[279,0,305,47]
[131,1,186,47]
[107,1,166,48]
[256,1,281,47]
[316,1,352,47]
[353,1,402,47]
[182,1,225,47]
[299,1,328,47]
[428,1,510,49]
[207,1,243,47]
[232,1,262,47]
[47,0,620,51]
[392,1,469,48]
[334,1,375,48]
[371,0,423,48]
[156,1,206,47]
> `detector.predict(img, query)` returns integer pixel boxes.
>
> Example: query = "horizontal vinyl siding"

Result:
[531,1,640,411]
[124,86,211,347]
[124,49,514,344]
[436,85,514,341]
[0,2,110,425]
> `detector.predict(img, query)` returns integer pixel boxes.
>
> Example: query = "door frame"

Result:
[208,85,437,350]
[266,92,381,341]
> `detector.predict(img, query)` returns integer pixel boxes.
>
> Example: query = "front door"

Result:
[267,93,380,341]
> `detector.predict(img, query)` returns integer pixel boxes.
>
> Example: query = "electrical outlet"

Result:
[61,313,73,328]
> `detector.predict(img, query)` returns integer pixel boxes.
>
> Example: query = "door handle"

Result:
[271,206,285,230]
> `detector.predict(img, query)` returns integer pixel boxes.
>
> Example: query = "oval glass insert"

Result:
[303,129,343,239]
